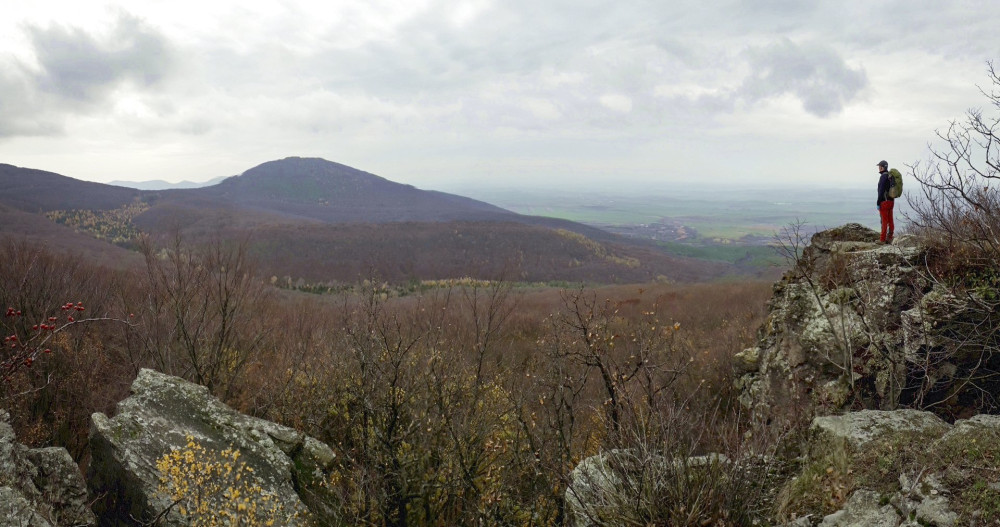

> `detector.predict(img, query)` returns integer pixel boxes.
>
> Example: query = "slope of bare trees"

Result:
[0,233,771,524]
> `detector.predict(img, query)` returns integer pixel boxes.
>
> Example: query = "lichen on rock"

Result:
[88,368,340,526]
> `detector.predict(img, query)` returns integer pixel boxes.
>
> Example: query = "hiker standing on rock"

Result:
[876,160,894,244]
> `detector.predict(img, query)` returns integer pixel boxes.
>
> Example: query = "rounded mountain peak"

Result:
[216,157,411,202]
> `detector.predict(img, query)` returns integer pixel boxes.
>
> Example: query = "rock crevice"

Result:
[0,409,95,526]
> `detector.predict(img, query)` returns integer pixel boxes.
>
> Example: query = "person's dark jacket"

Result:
[877,169,894,206]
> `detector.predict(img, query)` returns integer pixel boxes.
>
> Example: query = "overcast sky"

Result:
[0,1,996,193]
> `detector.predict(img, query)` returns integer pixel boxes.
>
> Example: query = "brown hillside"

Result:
[0,159,738,284]
[132,194,323,236]
[178,157,516,223]
[216,221,734,284]
[1,158,616,241]
[0,163,140,213]
[0,204,142,270]
[127,158,620,242]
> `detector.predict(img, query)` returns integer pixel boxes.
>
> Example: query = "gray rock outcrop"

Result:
[737,223,1000,425]
[0,409,95,526]
[88,368,340,526]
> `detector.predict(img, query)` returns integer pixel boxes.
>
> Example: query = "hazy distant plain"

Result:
[461,185,893,240]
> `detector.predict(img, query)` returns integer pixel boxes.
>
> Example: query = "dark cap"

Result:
[877,160,888,169]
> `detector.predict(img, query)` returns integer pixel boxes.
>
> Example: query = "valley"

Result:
[0,158,755,285]
[449,184,910,269]
[459,184,891,239]
[0,155,984,526]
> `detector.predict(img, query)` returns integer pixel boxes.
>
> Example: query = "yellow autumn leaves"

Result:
[155,435,300,526]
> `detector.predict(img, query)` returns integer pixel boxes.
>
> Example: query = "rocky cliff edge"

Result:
[737,223,1000,424]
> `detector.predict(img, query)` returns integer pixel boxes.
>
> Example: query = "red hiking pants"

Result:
[879,200,894,242]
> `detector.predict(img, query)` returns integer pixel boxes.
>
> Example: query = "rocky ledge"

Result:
[0,409,95,526]
[779,409,1000,526]
[737,223,999,424]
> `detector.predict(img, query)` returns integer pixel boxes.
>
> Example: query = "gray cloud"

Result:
[28,11,174,105]
[306,0,685,96]
[2,0,993,189]
[0,11,174,138]
[738,39,868,117]
[0,66,60,138]
[256,1,708,137]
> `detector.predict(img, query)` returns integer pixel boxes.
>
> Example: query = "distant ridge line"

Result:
[108,176,228,190]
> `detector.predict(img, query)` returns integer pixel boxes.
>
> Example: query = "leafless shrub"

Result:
[905,61,1000,416]
[130,232,270,401]
[909,61,1000,262]
[564,403,792,527]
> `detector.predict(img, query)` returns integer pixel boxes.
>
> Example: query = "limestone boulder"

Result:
[565,449,659,527]
[88,368,340,526]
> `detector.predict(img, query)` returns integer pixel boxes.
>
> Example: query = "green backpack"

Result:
[887,168,903,199]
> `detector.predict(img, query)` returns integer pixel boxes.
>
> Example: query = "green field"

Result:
[452,184,902,268]
[469,185,891,242]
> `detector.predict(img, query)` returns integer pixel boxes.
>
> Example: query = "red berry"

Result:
[32,325,39,331]
[67,316,74,322]
[43,349,51,354]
